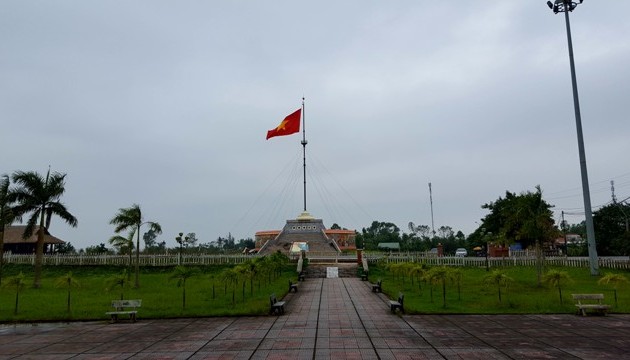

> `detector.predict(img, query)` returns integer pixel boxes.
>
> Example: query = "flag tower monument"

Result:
[256,99,356,255]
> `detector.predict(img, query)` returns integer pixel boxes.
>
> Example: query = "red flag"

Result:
[266,109,301,140]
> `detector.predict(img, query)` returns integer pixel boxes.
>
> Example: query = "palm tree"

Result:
[4,272,26,314]
[598,273,628,307]
[451,268,463,301]
[170,266,199,310]
[109,232,134,279]
[109,204,161,288]
[10,170,78,288]
[484,269,512,304]
[543,270,572,305]
[55,271,80,314]
[427,267,452,308]
[0,174,17,286]
[409,264,426,291]
[106,270,130,300]
[221,268,239,306]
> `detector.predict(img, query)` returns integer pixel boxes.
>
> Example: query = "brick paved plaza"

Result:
[1,277,629,359]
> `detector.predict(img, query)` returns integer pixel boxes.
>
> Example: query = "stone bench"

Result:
[106,299,141,323]
[389,293,404,314]
[269,293,286,315]
[572,294,611,316]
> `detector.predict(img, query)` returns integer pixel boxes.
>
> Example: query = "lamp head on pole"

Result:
[547,0,583,14]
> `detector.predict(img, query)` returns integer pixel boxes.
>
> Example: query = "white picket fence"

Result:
[363,253,630,270]
[2,253,253,266]
[3,252,629,270]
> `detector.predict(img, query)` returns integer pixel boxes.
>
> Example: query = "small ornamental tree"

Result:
[170,266,199,310]
[543,270,572,305]
[598,273,628,307]
[106,270,130,300]
[55,271,80,314]
[426,267,452,308]
[4,272,26,314]
[484,270,512,304]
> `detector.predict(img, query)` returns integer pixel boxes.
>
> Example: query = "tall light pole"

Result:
[546,0,599,275]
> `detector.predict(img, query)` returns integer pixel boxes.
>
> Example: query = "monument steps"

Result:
[304,263,358,278]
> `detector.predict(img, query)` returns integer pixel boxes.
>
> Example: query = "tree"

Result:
[10,170,78,288]
[170,266,199,310]
[358,221,401,250]
[0,174,16,286]
[85,243,111,254]
[484,269,512,304]
[426,266,452,308]
[221,268,239,306]
[143,228,158,248]
[106,270,130,300]
[477,186,559,285]
[478,186,557,250]
[451,268,463,301]
[110,204,162,288]
[4,272,26,314]
[55,271,80,314]
[176,232,198,262]
[56,242,76,254]
[598,273,628,307]
[408,222,431,240]
[543,270,572,305]
[109,232,134,278]
[593,203,630,256]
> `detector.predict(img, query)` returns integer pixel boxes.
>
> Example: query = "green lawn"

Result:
[1,263,629,322]
[0,264,296,322]
[369,264,630,314]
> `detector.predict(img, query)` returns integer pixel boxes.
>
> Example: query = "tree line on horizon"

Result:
[2,170,629,287]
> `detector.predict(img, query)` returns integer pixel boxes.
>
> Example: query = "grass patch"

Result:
[0,263,295,322]
[370,264,630,314]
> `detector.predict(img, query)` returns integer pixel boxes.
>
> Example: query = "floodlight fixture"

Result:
[548,0,583,14]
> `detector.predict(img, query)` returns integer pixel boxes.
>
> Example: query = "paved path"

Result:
[1,277,630,359]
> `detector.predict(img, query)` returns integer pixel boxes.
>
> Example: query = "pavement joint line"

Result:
[518,315,583,359]
[247,313,281,359]
[342,277,382,360]
[311,278,324,360]
[188,317,238,360]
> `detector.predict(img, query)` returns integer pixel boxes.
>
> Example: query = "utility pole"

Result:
[562,211,568,254]
[428,182,435,238]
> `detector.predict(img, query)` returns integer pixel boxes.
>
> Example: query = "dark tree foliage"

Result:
[356,221,401,251]
[473,186,559,250]
[593,203,630,256]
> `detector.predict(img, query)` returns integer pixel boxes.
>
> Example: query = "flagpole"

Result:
[301,97,307,212]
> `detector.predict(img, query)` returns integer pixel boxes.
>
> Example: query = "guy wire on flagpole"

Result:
[301,97,307,212]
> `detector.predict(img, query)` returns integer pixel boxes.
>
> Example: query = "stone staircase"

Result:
[303,263,359,278]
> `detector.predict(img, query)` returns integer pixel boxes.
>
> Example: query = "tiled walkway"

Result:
[1,277,630,359]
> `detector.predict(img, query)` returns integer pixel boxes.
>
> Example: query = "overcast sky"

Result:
[2,1,629,250]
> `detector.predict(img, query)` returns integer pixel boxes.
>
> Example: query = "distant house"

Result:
[1,225,65,254]
[377,242,400,251]
[555,234,585,247]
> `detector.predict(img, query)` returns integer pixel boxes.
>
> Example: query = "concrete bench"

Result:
[572,294,611,316]
[106,299,141,323]
[289,280,298,293]
[269,293,286,315]
[371,279,382,293]
[389,293,404,314]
